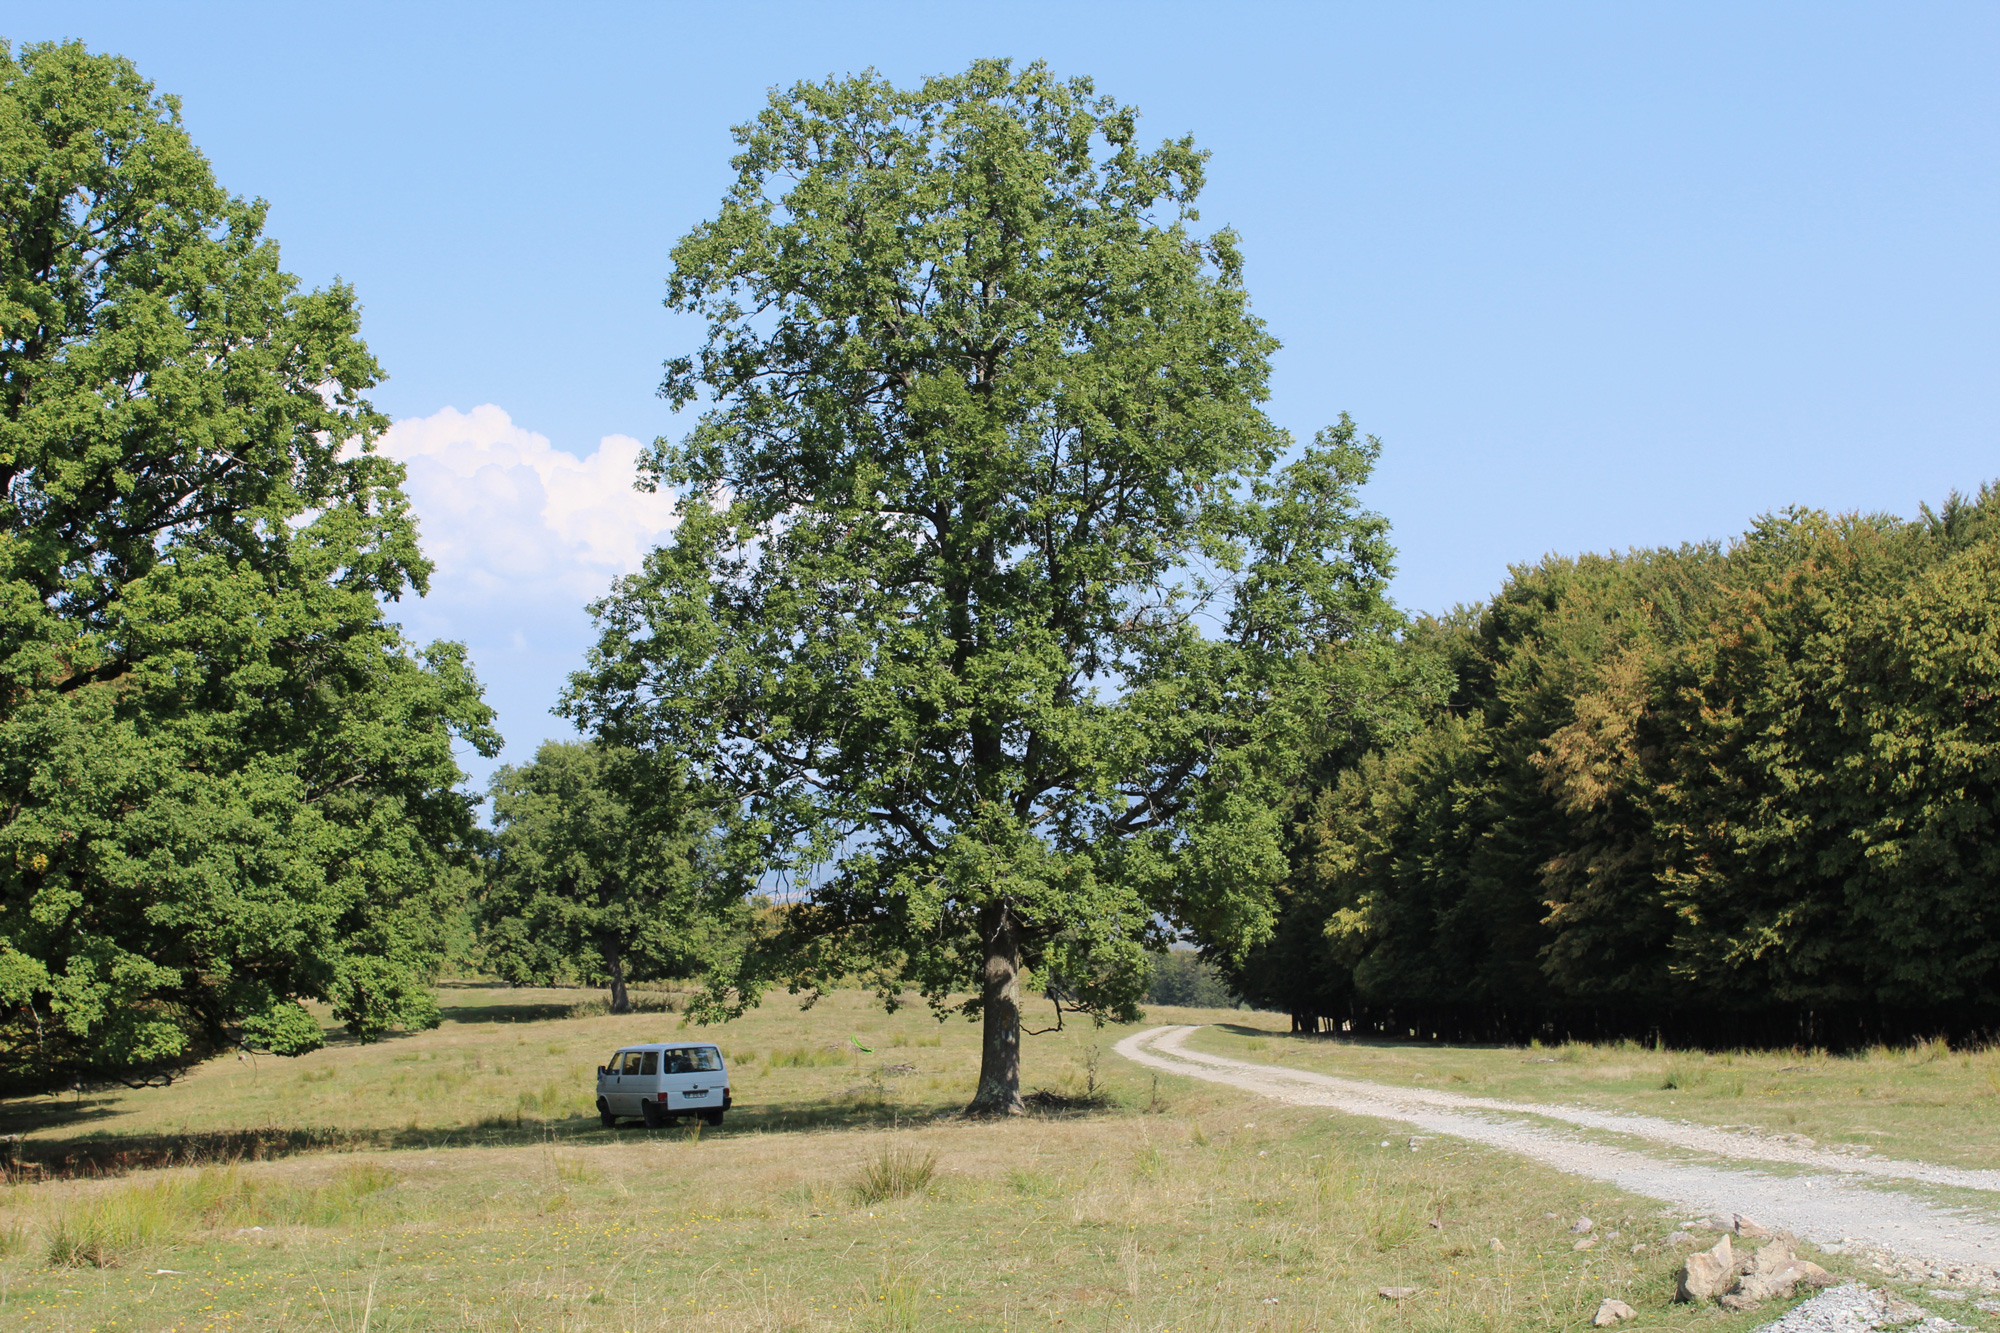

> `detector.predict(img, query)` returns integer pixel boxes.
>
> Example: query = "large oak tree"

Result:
[0,42,497,1090]
[567,61,1399,1112]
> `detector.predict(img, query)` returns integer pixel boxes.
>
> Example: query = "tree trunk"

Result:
[601,935,631,1014]
[966,904,1024,1116]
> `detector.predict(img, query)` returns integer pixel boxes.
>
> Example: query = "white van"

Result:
[594,1042,731,1129]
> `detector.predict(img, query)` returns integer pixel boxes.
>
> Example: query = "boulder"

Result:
[1718,1293,1763,1312]
[1572,1216,1595,1233]
[1592,1298,1636,1326]
[1676,1235,1735,1303]
[1488,1238,1506,1253]
[1733,1214,1772,1238]
[1728,1239,1839,1303]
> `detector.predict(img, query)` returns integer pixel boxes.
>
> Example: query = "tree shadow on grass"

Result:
[4,1091,1125,1179]
[1207,1021,1509,1051]
[0,1095,125,1137]
[434,1001,587,1026]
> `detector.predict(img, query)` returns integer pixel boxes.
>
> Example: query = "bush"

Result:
[1145,951,1239,1008]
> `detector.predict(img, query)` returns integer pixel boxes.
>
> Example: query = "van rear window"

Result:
[664,1047,722,1073]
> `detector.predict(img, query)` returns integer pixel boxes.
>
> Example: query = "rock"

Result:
[1573,1238,1598,1252]
[1717,1293,1763,1312]
[1592,1297,1636,1326]
[1630,1244,1648,1255]
[1728,1240,1841,1304]
[1748,1237,1796,1273]
[1664,1230,1695,1245]
[1676,1234,1735,1303]
[1927,1289,1969,1303]
[1488,1238,1506,1253]
[1733,1214,1772,1238]
[1377,1286,1418,1300]
[1572,1216,1595,1233]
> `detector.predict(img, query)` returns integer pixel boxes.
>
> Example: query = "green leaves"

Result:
[478,742,746,1004]
[569,61,1401,1074]
[0,42,496,1091]
[1266,485,2000,1036]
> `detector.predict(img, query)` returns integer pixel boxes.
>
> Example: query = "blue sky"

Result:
[12,3,1998,795]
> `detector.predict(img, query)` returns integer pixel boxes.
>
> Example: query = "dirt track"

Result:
[1114,1025,2000,1290]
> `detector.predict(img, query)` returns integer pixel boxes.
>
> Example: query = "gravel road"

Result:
[1114,1025,2000,1293]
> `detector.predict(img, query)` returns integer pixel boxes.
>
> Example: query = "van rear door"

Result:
[662,1046,725,1116]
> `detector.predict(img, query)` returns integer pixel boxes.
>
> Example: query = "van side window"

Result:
[664,1049,692,1074]
[621,1051,644,1075]
[639,1051,658,1076]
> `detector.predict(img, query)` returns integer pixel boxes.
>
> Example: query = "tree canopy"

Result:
[478,741,748,1011]
[567,59,1403,1112]
[1236,488,2000,1047]
[0,41,497,1090]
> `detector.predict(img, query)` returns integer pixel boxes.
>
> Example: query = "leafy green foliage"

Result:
[477,742,748,1009]
[1255,487,2000,1041]
[1143,950,1239,1009]
[566,60,1402,1107]
[0,42,497,1089]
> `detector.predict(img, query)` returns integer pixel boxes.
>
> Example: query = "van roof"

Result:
[614,1042,721,1051]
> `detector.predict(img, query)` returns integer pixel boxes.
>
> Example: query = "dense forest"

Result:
[1227,490,2000,1048]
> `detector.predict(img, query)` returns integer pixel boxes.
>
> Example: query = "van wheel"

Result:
[641,1100,664,1129]
[597,1098,616,1129]
[702,1110,724,1127]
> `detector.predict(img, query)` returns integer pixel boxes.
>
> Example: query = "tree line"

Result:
[1226,493,2000,1048]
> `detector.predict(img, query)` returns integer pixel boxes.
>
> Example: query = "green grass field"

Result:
[1184,1022,2000,1171]
[0,985,1955,1331]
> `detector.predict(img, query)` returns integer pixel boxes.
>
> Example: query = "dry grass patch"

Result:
[1186,1017,2000,1169]
[0,987,1889,1329]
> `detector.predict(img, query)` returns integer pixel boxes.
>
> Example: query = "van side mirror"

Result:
[596,1066,605,1076]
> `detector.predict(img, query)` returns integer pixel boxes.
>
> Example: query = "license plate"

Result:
[683,1090,709,1098]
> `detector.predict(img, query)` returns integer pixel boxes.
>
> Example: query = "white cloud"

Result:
[377,405,677,602]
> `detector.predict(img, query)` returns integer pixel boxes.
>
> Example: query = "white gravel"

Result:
[1114,1025,2000,1292]
[1749,1283,1967,1332]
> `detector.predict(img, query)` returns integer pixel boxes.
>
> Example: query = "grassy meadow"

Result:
[1184,1023,2000,1172]
[0,985,1948,1332]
